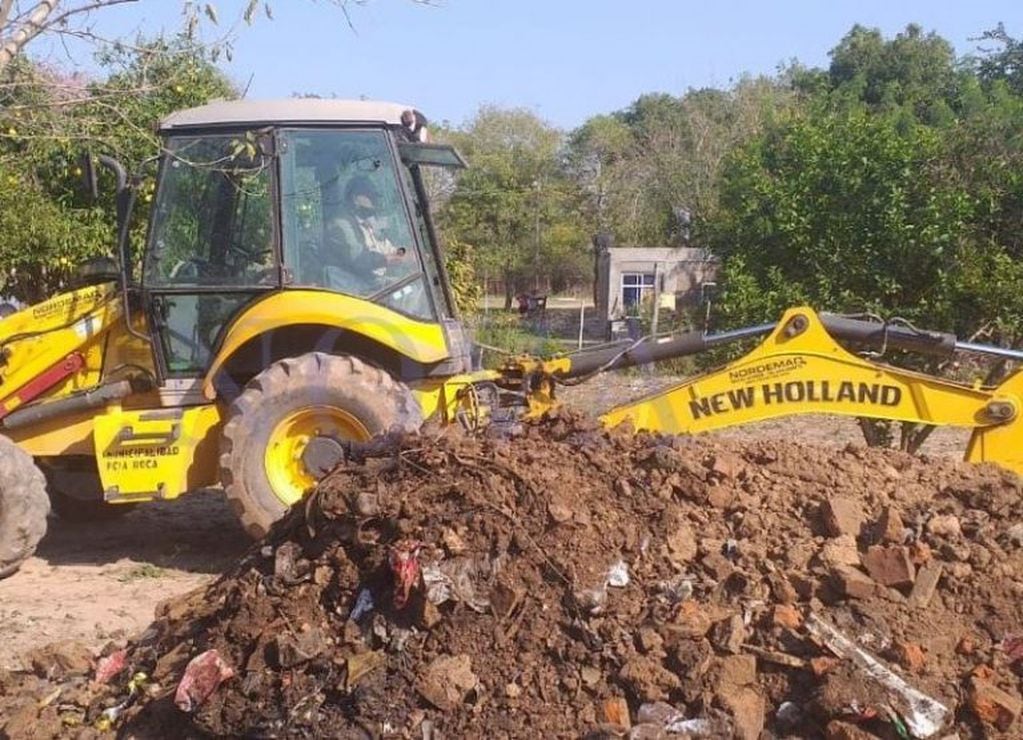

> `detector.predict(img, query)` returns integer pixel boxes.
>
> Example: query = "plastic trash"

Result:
[388,539,423,609]
[806,613,949,738]
[635,701,726,735]
[1001,633,1023,663]
[422,556,495,613]
[349,588,375,622]
[174,649,235,713]
[607,559,630,588]
[94,649,128,684]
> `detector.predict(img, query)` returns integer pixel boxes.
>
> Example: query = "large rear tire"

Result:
[220,352,422,538]
[0,436,50,578]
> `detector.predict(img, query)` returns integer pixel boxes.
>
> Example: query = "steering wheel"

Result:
[168,257,212,282]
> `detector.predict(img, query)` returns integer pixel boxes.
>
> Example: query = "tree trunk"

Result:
[857,417,894,448]
[503,270,514,311]
[0,0,59,73]
[899,422,935,454]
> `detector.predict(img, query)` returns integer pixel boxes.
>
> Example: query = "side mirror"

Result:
[79,153,99,202]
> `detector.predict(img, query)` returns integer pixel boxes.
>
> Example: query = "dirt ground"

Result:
[0,371,972,673]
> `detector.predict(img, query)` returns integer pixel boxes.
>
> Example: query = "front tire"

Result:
[0,436,50,578]
[219,352,422,538]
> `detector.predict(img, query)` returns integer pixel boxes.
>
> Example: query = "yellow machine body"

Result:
[0,281,477,503]
[594,307,1023,476]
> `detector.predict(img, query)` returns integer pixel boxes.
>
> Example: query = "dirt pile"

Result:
[3,410,1023,738]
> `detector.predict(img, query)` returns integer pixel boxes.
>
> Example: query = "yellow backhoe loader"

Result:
[2,99,1023,578]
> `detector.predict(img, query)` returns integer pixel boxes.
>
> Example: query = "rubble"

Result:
[861,544,916,587]
[1,410,1022,738]
[967,676,1022,732]
[822,496,866,538]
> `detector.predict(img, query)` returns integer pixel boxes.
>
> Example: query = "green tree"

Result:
[440,105,587,309]
[826,23,962,125]
[568,79,791,247]
[710,109,977,328]
[708,102,1023,449]
[974,23,1023,94]
[0,37,235,301]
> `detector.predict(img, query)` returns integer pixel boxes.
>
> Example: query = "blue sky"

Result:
[38,0,1021,129]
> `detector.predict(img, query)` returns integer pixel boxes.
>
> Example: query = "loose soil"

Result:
[0,374,970,675]
[2,404,1020,739]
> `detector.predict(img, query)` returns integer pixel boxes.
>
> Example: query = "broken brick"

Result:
[637,626,664,655]
[968,675,1023,731]
[600,696,631,729]
[926,514,962,538]
[665,523,698,564]
[710,614,747,654]
[706,483,735,509]
[908,560,943,609]
[908,540,932,565]
[810,656,840,676]
[832,565,877,600]
[875,505,905,544]
[714,654,757,695]
[893,641,926,673]
[668,601,718,639]
[768,572,798,603]
[720,686,764,740]
[861,545,915,587]
[769,604,802,630]
[821,497,865,538]
[820,535,860,568]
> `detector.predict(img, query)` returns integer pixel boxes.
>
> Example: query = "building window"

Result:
[621,272,655,311]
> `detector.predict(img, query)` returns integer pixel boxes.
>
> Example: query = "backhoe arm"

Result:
[496,307,1023,477]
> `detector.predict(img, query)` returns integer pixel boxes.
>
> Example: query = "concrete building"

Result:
[594,246,718,323]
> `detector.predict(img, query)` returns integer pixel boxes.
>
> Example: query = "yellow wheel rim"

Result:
[264,406,371,507]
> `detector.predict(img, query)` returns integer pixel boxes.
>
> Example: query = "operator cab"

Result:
[142,99,465,376]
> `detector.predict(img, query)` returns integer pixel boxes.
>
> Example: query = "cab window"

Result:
[145,135,274,287]
[279,129,434,320]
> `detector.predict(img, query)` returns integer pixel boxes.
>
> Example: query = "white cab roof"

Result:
[160,99,419,130]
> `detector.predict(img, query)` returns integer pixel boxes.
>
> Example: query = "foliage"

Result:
[974,23,1023,95]
[0,37,235,300]
[439,105,588,306]
[705,23,1023,449]
[443,237,482,316]
[469,312,562,368]
[567,80,793,246]
[710,109,979,330]
[826,23,962,125]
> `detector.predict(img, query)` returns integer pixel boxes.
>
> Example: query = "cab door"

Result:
[142,132,279,378]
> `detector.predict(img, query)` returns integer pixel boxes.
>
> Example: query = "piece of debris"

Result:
[821,497,865,538]
[967,675,1022,731]
[806,614,950,737]
[389,539,423,609]
[4,411,1019,738]
[908,561,944,608]
[94,649,128,684]
[861,545,915,587]
[415,654,478,712]
[174,650,235,713]
[25,640,93,680]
